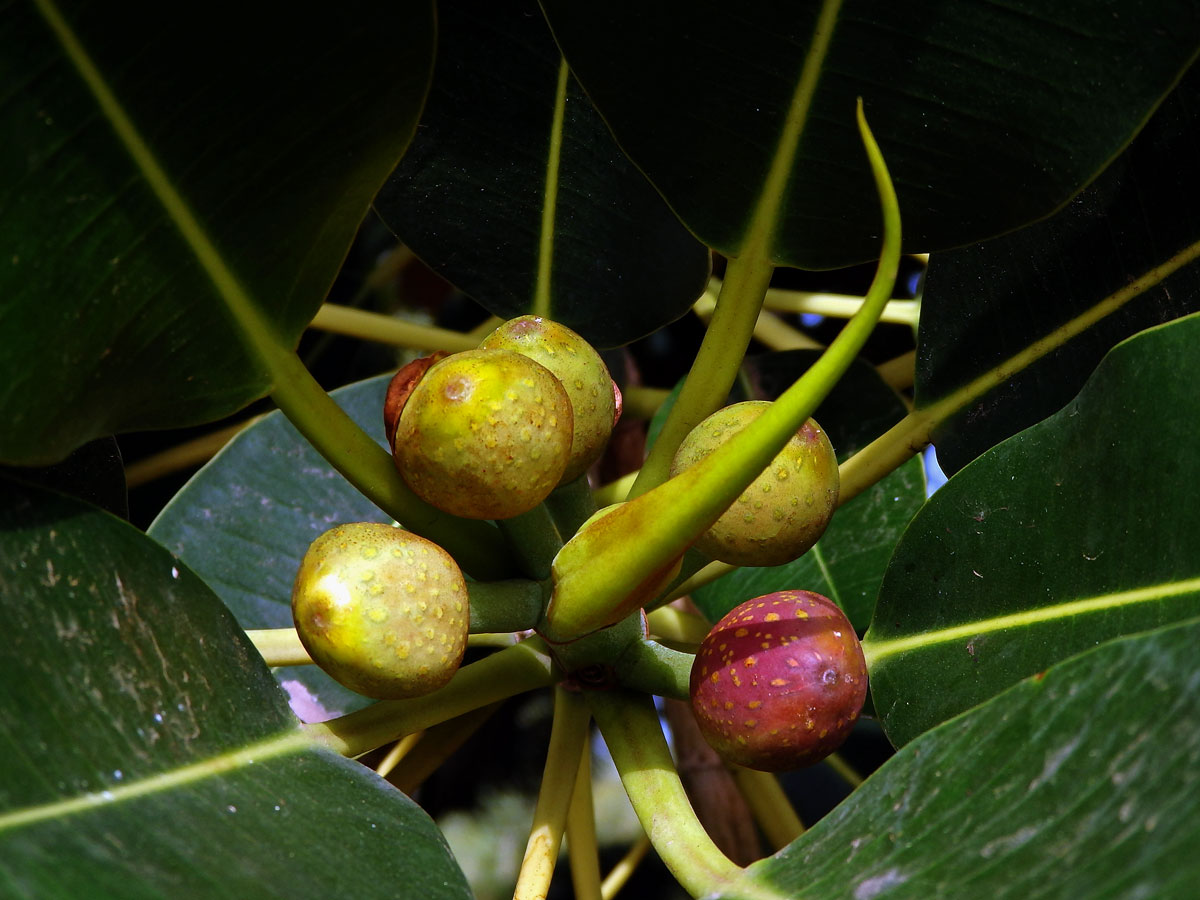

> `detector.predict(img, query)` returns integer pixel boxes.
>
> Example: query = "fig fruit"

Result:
[391,348,574,519]
[689,591,867,772]
[669,401,839,566]
[291,523,470,699]
[479,315,620,483]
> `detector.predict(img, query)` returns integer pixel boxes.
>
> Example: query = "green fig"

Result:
[479,315,620,483]
[291,523,470,700]
[391,348,574,519]
[670,401,839,566]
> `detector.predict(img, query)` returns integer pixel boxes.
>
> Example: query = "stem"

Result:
[628,0,844,500]
[30,0,510,580]
[533,58,571,318]
[514,688,591,900]
[759,286,921,327]
[593,472,637,507]
[374,732,423,778]
[586,690,746,898]
[666,561,737,604]
[306,639,556,758]
[125,416,261,487]
[308,304,478,352]
[620,386,672,420]
[615,640,694,701]
[467,579,545,634]
[566,742,603,900]
[600,835,652,900]
[730,768,805,850]
[546,101,900,643]
[693,287,823,351]
[645,607,711,645]
[544,475,598,539]
[267,349,512,581]
[876,349,917,393]
[246,628,310,667]
[630,253,775,499]
[386,702,501,795]
[824,751,864,789]
[497,503,564,580]
[840,233,1200,503]
[836,408,934,505]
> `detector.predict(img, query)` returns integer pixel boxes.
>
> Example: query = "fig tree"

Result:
[689,590,867,772]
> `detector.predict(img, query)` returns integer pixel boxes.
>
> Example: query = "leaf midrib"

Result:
[861,575,1200,665]
[0,729,312,832]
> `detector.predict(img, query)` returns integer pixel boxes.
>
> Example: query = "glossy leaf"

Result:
[0,2,434,463]
[731,619,1200,899]
[918,65,1200,474]
[541,0,1200,268]
[149,376,396,719]
[692,353,925,631]
[866,314,1200,747]
[0,478,469,899]
[375,0,710,349]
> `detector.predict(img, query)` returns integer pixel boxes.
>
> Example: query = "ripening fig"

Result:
[291,523,470,700]
[480,315,621,483]
[689,591,867,772]
[391,348,574,519]
[669,401,839,566]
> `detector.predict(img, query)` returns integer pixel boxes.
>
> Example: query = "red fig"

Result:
[689,590,867,772]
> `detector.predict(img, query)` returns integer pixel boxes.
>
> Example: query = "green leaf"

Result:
[2,436,127,519]
[375,0,710,349]
[0,2,434,464]
[540,0,1200,268]
[865,313,1200,747]
[917,64,1200,474]
[149,376,397,718]
[732,619,1200,899]
[0,478,469,899]
[691,353,925,632]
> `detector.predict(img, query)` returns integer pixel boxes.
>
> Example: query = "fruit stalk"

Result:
[514,687,591,900]
[544,101,901,643]
[306,638,557,758]
[586,689,748,898]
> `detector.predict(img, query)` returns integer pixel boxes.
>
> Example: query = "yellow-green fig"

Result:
[392,348,574,519]
[670,401,839,567]
[479,315,620,483]
[291,523,469,699]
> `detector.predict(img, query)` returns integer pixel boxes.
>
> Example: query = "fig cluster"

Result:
[386,316,620,520]
[689,590,867,771]
[293,316,621,699]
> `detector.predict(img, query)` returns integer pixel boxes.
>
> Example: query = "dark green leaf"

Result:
[691,353,925,631]
[2,436,126,519]
[0,2,434,463]
[731,619,1200,899]
[0,478,469,899]
[149,377,396,718]
[918,65,1200,473]
[867,314,1200,747]
[541,0,1200,268]
[376,0,710,348]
